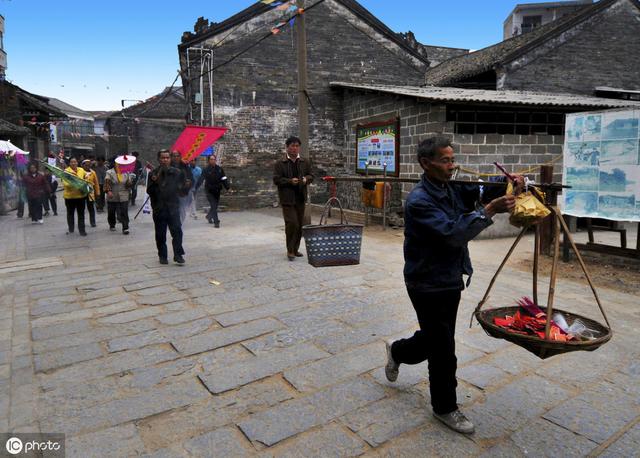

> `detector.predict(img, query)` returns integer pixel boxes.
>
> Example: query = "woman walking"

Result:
[104,155,135,235]
[82,159,100,227]
[22,162,51,224]
[63,157,88,236]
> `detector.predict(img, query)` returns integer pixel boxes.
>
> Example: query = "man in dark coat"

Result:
[384,136,522,435]
[147,149,188,265]
[273,136,314,261]
[195,155,229,227]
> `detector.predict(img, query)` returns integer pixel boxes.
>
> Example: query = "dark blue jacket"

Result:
[403,174,501,292]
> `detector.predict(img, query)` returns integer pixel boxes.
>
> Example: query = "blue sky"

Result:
[2,0,519,111]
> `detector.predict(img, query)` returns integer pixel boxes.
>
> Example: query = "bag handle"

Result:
[319,197,349,226]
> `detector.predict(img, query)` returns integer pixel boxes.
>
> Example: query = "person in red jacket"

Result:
[22,162,51,224]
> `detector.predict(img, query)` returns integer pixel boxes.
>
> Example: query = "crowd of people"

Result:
[15,149,231,256]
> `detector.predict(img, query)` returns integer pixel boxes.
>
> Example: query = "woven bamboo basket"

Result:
[471,207,612,359]
[475,306,611,359]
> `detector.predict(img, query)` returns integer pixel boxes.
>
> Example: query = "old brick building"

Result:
[178,0,451,207]
[425,0,640,95]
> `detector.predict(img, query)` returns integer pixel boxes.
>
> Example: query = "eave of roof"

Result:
[330,82,640,109]
[45,97,94,121]
[425,0,637,86]
[0,119,30,135]
[178,0,428,65]
[16,89,67,118]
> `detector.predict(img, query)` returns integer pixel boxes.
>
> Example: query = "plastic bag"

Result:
[507,181,551,227]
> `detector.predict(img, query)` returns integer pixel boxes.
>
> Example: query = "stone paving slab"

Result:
[283,343,386,392]
[172,318,284,356]
[199,342,329,394]
[259,423,368,458]
[67,423,146,458]
[542,383,639,444]
[41,378,210,436]
[599,422,640,458]
[238,378,387,446]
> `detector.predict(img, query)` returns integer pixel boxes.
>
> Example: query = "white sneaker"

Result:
[433,409,475,435]
[37,219,44,224]
[385,340,399,382]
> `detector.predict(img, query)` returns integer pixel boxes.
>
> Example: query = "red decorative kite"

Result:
[171,125,228,161]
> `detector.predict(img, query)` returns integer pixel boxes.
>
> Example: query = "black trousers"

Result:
[130,182,138,204]
[28,196,43,221]
[282,203,305,254]
[391,288,461,415]
[65,198,86,233]
[107,201,129,230]
[205,190,220,223]
[86,198,96,226]
[16,194,25,217]
[42,193,57,215]
[96,187,106,211]
[152,208,184,260]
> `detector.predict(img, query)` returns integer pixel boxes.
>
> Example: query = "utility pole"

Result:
[296,0,310,159]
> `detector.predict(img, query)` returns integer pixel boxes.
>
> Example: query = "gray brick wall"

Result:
[501,0,640,94]
[179,0,428,208]
[341,90,565,211]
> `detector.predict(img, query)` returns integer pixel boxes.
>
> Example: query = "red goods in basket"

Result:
[493,297,574,342]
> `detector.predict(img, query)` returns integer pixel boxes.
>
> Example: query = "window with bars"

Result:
[446,105,566,135]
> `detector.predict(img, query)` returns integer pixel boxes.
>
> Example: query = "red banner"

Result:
[171,125,228,161]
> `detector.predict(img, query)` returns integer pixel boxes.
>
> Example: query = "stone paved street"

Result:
[0,204,638,457]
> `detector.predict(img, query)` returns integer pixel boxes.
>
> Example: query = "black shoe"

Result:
[91,223,97,228]
[159,258,168,265]
[44,211,50,217]
[214,222,220,228]
[53,212,58,216]
[207,217,213,224]
[295,252,304,257]
[174,255,185,265]
[123,229,130,235]
[79,231,87,236]
[287,252,295,261]
[109,227,116,231]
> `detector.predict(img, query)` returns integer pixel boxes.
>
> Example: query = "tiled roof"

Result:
[45,97,94,120]
[423,0,634,86]
[330,82,640,108]
[179,0,429,65]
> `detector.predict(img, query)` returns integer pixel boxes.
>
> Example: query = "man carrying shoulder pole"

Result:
[384,136,523,435]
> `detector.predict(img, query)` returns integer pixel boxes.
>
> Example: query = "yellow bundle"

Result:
[507,181,551,227]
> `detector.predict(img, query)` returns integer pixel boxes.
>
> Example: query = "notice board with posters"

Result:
[561,108,640,222]
[356,118,400,176]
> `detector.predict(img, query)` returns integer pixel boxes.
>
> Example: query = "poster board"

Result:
[356,118,399,176]
[561,108,640,221]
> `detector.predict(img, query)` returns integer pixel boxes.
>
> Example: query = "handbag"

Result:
[302,197,363,267]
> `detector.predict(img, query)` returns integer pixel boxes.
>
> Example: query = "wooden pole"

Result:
[540,165,556,255]
[555,208,611,328]
[533,224,540,306]
[544,210,561,339]
[296,0,309,160]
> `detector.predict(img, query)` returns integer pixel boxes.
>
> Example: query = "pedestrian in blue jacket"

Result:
[384,136,523,435]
